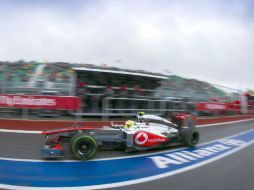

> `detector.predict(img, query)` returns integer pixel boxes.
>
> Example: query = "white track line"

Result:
[197,118,254,127]
[0,129,41,134]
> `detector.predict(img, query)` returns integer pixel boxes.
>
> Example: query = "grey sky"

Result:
[0,0,253,90]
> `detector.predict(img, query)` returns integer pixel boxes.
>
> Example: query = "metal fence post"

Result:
[22,108,28,120]
[102,97,109,121]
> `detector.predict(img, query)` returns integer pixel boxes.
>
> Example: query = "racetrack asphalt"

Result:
[0,120,254,190]
[110,141,254,190]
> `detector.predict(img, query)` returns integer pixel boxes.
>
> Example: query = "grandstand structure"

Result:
[0,61,244,117]
[0,61,75,95]
[163,75,241,102]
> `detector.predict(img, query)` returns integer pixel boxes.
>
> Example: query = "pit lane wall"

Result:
[0,114,254,131]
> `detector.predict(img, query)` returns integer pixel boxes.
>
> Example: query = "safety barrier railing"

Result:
[102,97,188,119]
[70,96,188,119]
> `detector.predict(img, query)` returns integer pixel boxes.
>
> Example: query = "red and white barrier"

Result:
[0,94,80,110]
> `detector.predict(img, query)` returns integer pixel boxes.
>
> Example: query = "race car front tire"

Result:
[70,134,97,160]
[181,127,200,147]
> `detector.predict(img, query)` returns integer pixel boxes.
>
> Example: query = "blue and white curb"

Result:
[1,129,254,190]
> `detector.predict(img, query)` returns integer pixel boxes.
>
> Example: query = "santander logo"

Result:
[134,131,168,147]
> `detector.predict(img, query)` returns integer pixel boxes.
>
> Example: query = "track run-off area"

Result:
[0,118,254,190]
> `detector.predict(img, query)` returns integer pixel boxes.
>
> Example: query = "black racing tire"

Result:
[70,134,97,160]
[181,127,200,147]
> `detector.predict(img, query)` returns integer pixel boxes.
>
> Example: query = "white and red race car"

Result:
[41,113,200,160]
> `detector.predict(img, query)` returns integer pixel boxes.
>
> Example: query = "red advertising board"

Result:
[196,102,227,111]
[0,94,80,110]
[196,102,241,114]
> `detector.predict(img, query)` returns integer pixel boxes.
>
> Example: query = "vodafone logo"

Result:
[134,131,169,147]
[134,132,148,145]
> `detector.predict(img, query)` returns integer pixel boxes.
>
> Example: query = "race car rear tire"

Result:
[181,127,200,147]
[70,134,97,160]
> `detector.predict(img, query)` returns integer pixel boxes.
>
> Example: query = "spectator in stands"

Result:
[210,96,218,102]
[119,85,127,97]
[105,84,114,96]
[4,71,12,81]
[49,72,56,82]
[77,81,87,95]
[76,81,90,112]
[133,85,144,97]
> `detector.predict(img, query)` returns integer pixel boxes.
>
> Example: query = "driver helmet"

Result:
[124,120,135,128]
[137,112,145,122]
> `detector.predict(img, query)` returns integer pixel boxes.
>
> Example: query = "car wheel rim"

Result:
[191,132,199,145]
[77,141,91,156]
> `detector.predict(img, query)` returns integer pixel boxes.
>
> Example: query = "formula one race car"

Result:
[41,112,200,160]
